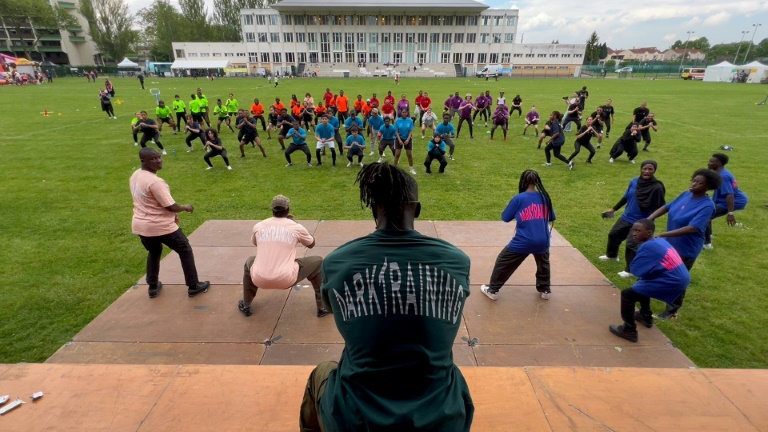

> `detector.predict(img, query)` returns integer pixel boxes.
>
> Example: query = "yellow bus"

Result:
[681,68,706,80]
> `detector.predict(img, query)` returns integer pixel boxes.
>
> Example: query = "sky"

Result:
[125,0,768,50]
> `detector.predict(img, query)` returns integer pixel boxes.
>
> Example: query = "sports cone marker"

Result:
[44,110,49,116]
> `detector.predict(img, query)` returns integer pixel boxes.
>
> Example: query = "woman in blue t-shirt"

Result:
[648,168,720,319]
[481,170,556,301]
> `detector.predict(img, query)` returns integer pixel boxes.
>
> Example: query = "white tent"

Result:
[703,61,736,82]
[741,61,768,84]
[117,58,140,70]
[170,59,230,70]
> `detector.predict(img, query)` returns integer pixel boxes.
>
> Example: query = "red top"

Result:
[384,95,395,105]
[323,91,334,105]
[369,97,380,108]
[419,97,432,110]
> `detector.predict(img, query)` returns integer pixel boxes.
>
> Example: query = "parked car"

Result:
[681,68,706,80]
[615,67,633,73]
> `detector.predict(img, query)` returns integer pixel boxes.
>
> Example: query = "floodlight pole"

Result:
[733,31,749,64]
[742,24,762,64]
[679,31,694,73]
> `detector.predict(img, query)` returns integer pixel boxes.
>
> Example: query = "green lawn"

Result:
[1,76,766,367]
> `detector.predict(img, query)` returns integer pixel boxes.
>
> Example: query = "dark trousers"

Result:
[621,287,652,331]
[457,117,473,137]
[545,144,569,165]
[605,118,612,136]
[665,257,697,314]
[473,108,488,122]
[286,144,311,163]
[606,218,639,272]
[176,112,187,130]
[346,146,364,162]
[299,361,339,432]
[315,148,336,165]
[204,148,230,167]
[705,206,730,243]
[242,255,324,310]
[443,137,455,155]
[510,106,522,117]
[487,248,550,294]
[424,153,447,173]
[140,133,164,150]
[568,141,596,162]
[186,133,204,147]
[562,115,581,130]
[610,140,638,161]
[254,115,267,131]
[139,228,199,287]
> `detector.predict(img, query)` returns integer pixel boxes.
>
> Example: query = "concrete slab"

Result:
[138,246,253,285]
[526,367,760,431]
[187,219,319,247]
[272,287,343,344]
[312,220,375,247]
[703,369,768,430]
[463,284,675,347]
[473,344,694,368]
[74,285,288,344]
[462,246,611,286]
[46,342,265,365]
[259,343,344,365]
[434,220,572,248]
[0,363,178,432]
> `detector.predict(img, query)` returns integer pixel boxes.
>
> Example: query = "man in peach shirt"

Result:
[130,148,210,298]
[239,195,329,318]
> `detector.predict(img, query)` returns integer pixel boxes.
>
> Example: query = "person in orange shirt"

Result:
[336,90,350,122]
[273,97,286,114]
[369,93,380,109]
[323,88,334,106]
[250,98,266,131]
[290,94,301,113]
[353,94,366,114]
[292,102,303,119]
[361,99,372,131]
[384,91,395,106]
[327,94,337,111]
[314,103,326,125]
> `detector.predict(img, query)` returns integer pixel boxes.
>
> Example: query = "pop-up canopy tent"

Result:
[740,61,768,84]
[703,61,736,82]
[117,57,141,71]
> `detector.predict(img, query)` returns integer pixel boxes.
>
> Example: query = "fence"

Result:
[581,64,712,79]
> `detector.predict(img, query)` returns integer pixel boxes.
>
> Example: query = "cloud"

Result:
[703,11,731,26]
[664,33,677,41]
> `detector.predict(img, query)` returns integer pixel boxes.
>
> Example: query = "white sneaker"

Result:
[307,163,312,167]
[598,255,619,262]
[377,157,384,163]
[617,271,635,278]
[480,285,498,301]
[227,166,233,170]
[112,116,117,119]
[541,292,551,300]
[187,148,193,152]
[162,150,167,155]
[542,163,552,167]
[449,155,454,160]
[609,158,614,163]
[206,166,213,170]
[134,142,138,146]
[409,167,417,175]
[630,160,635,164]
[346,162,352,167]
[369,151,375,156]
[568,161,574,170]
[359,162,364,167]
[703,243,713,250]
[285,163,292,167]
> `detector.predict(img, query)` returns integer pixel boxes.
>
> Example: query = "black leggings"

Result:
[457,118,473,137]
[140,134,164,150]
[186,133,204,147]
[568,141,596,162]
[545,143,568,164]
[664,257,697,315]
[204,148,230,167]
[605,218,638,272]
[176,112,187,130]
[285,144,311,163]
[610,140,638,161]
[510,106,522,117]
[473,108,488,122]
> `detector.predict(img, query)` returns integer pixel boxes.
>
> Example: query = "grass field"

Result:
[1,76,766,367]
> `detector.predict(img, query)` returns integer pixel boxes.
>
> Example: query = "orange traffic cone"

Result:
[44,109,49,117]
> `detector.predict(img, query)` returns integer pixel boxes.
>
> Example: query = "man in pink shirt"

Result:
[239,195,329,318]
[130,148,210,298]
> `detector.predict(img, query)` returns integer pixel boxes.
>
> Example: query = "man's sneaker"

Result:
[238,299,253,317]
[346,162,352,167]
[617,271,635,278]
[656,310,678,321]
[598,255,619,261]
[317,308,330,318]
[188,281,210,297]
[634,311,653,328]
[173,131,177,135]
[609,324,638,343]
[449,155,454,160]
[206,166,213,170]
[134,142,139,146]
[409,167,417,175]
[316,162,322,167]
[285,163,292,167]
[377,157,384,163]
[480,284,498,301]
[609,158,614,163]
[187,148,193,153]
[148,282,163,298]
[568,160,575,170]
[542,163,552,167]
[540,291,551,300]
[162,149,167,155]
[227,166,233,170]
[307,163,312,167]
[642,148,650,152]
[359,162,364,168]
[630,160,635,164]
[703,243,713,250]
[369,151,375,156]
[597,144,602,149]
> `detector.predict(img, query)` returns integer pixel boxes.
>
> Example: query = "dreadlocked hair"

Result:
[355,162,416,219]
[519,169,554,223]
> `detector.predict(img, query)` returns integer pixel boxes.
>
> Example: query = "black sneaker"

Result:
[148,281,163,298]
[656,310,678,320]
[634,312,653,328]
[238,300,253,317]
[317,308,330,318]
[188,281,210,297]
[609,324,638,343]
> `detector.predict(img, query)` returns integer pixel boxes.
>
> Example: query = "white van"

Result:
[476,65,502,78]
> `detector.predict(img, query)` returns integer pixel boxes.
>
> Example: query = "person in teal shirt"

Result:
[284,120,311,167]
[300,163,474,432]
[343,127,366,167]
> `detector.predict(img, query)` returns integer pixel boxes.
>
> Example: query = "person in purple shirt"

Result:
[449,92,462,119]
[704,153,748,248]
[473,93,490,127]
[483,90,493,122]
[456,94,476,139]
[443,93,454,118]
[397,94,411,117]
[523,106,540,136]
[609,218,690,342]
[648,168,720,319]
[490,104,509,141]
[481,170,556,301]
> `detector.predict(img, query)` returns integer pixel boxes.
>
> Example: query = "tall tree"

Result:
[139,0,185,61]
[80,0,139,60]
[585,31,600,63]
[599,42,608,60]
[670,37,710,52]
[178,0,211,41]
[0,0,77,60]
[210,0,242,42]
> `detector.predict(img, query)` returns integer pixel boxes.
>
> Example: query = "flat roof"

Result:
[271,0,489,13]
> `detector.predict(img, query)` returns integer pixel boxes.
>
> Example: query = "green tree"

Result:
[670,37,710,52]
[599,42,608,60]
[178,0,212,41]
[0,0,77,60]
[584,31,600,64]
[80,0,139,61]
[707,43,739,62]
[139,0,185,61]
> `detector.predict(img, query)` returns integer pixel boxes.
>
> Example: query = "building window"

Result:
[282,15,292,25]
[506,16,517,26]
[381,15,390,25]
[523,66,532,69]
[236,52,245,57]
[296,33,305,42]
[242,15,253,26]
[547,66,556,69]
[358,32,366,49]
[561,53,570,57]
[188,53,198,57]
[537,54,546,57]
[504,33,514,43]
[464,52,474,63]
[294,15,304,25]
[574,54,583,57]
[478,53,487,63]
[480,33,489,43]
[175,49,185,58]
[212,53,222,57]
[200,53,210,57]
[406,15,416,26]
[258,33,267,42]
[431,16,440,26]
[298,52,306,62]
[456,16,465,26]
[269,15,278,25]
[441,33,451,51]
[454,33,464,43]
[256,15,266,25]
[467,33,476,43]
[482,16,490,26]
[394,32,403,50]
[444,16,453,26]
[502,53,510,63]
[467,16,477,26]
[419,15,428,26]
[246,32,255,42]
[525,53,534,58]
[273,52,281,62]
[286,52,294,62]
[513,53,522,58]
[260,53,269,62]
[494,16,503,26]
[417,32,427,50]
[492,33,501,43]
[489,53,498,63]
[333,32,342,50]
[535,66,544,69]
[549,53,558,57]
[270,32,280,42]
[368,15,377,26]
[225,53,235,57]
[248,52,257,62]
[284,32,293,42]
[559,66,569,69]
[370,33,378,43]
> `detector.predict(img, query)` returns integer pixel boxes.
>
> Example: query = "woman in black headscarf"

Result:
[599,161,666,277]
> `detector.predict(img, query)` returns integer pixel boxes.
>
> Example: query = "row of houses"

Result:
[604,47,706,63]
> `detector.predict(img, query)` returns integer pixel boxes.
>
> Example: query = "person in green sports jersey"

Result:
[213,99,234,133]
[189,94,202,124]
[225,93,238,117]
[196,87,211,127]
[155,100,177,135]
[300,162,474,432]
[172,95,186,133]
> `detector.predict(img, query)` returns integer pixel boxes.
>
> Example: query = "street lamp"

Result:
[734,30,749,64]
[742,23,762,63]
[678,30,694,73]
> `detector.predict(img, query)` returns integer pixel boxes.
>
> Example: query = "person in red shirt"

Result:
[369,93,380,109]
[323,88,334,106]
[381,99,395,120]
[336,90,350,122]
[250,98,266,131]
[328,94,337,111]
[413,90,425,124]
[384,91,395,107]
